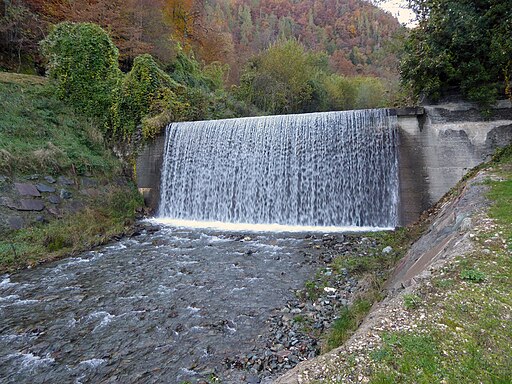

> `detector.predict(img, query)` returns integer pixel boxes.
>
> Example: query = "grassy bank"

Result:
[364,150,511,383]
[300,147,512,383]
[0,72,143,273]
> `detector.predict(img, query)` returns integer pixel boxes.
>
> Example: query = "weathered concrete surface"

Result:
[135,134,166,213]
[397,100,512,224]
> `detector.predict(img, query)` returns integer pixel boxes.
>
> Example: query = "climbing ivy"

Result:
[110,54,189,140]
[40,22,121,121]
[41,22,253,143]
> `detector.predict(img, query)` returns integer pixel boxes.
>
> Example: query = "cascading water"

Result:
[158,109,399,230]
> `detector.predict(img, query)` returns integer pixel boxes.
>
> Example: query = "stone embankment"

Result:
[0,174,123,234]
[275,168,495,383]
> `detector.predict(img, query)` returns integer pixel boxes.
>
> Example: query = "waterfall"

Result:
[158,109,399,230]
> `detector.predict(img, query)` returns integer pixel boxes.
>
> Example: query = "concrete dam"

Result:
[137,101,512,228]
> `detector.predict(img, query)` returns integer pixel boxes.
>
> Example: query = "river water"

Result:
[0,225,328,383]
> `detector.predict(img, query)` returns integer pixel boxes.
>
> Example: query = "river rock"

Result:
[81,177,98,188]
[48,195,61,204]
[47,206,62,217]
[15,183,41,197]
[58,176,74,186]
[67,200,84,213]
[145,225,160,234]
[35,215,48,223]
[36,183,56,193]
[460,217,472,231]
[44,176,56,184]
[81,188,100,198]
[60,189,72,199]
[382,246,393,254]
[1,196,19,210]
[246,374,260,383]
[19,199,45,211]
[323,287,336,294]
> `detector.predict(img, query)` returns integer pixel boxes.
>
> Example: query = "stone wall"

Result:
[397,100,512,225]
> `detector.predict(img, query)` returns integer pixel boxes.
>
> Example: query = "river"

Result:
[0,224,330,383]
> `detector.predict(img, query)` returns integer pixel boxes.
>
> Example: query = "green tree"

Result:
[40,22,121,120]
[400,0,512,108]
[237,39,326,114]
[239,4,253,45]
[323,74,386,110]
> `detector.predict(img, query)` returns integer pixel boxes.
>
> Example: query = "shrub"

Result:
[40,22,121,121]
[165,46,222,91]
[460,269,486,283]
[110,54,188,140]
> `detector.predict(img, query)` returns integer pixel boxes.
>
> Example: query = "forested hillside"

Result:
[1,0,402,81]
[206,0,402,81]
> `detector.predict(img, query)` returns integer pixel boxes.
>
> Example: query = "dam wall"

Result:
[397,101,512,224]
[136,101,512,226]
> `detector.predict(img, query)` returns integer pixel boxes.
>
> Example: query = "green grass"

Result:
[0,72,143,272]
[324,298,374,352]
[460,268,486,282]
[367,245,512,383]
[369,333,442,383]
[402,294,422,309]
[0,72,120,176]
[486,155,512,247]
[356,149,512,384]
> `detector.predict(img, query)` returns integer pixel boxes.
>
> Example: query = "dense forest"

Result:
[0,0,402,80]
[201,0,402,81]
[1,0,406,142]
[2,0,510,140]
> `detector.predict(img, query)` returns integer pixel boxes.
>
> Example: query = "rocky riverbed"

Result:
[0,223,384,384]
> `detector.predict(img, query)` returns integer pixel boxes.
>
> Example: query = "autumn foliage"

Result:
[1,0,402,78]
[2,1,404,143]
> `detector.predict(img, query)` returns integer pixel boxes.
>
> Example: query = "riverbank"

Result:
[275,147,511,383]
[224,231,418,382]
[0,72,144,273]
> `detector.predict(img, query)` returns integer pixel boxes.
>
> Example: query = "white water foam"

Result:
[0,277,17,289]
[152,218,394,233]
[7,353,55,372]
[78,358,106,368]
[158,109,399,229]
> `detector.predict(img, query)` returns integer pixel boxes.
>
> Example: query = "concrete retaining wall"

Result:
[135,134,166,213]
[397,100,512,224]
